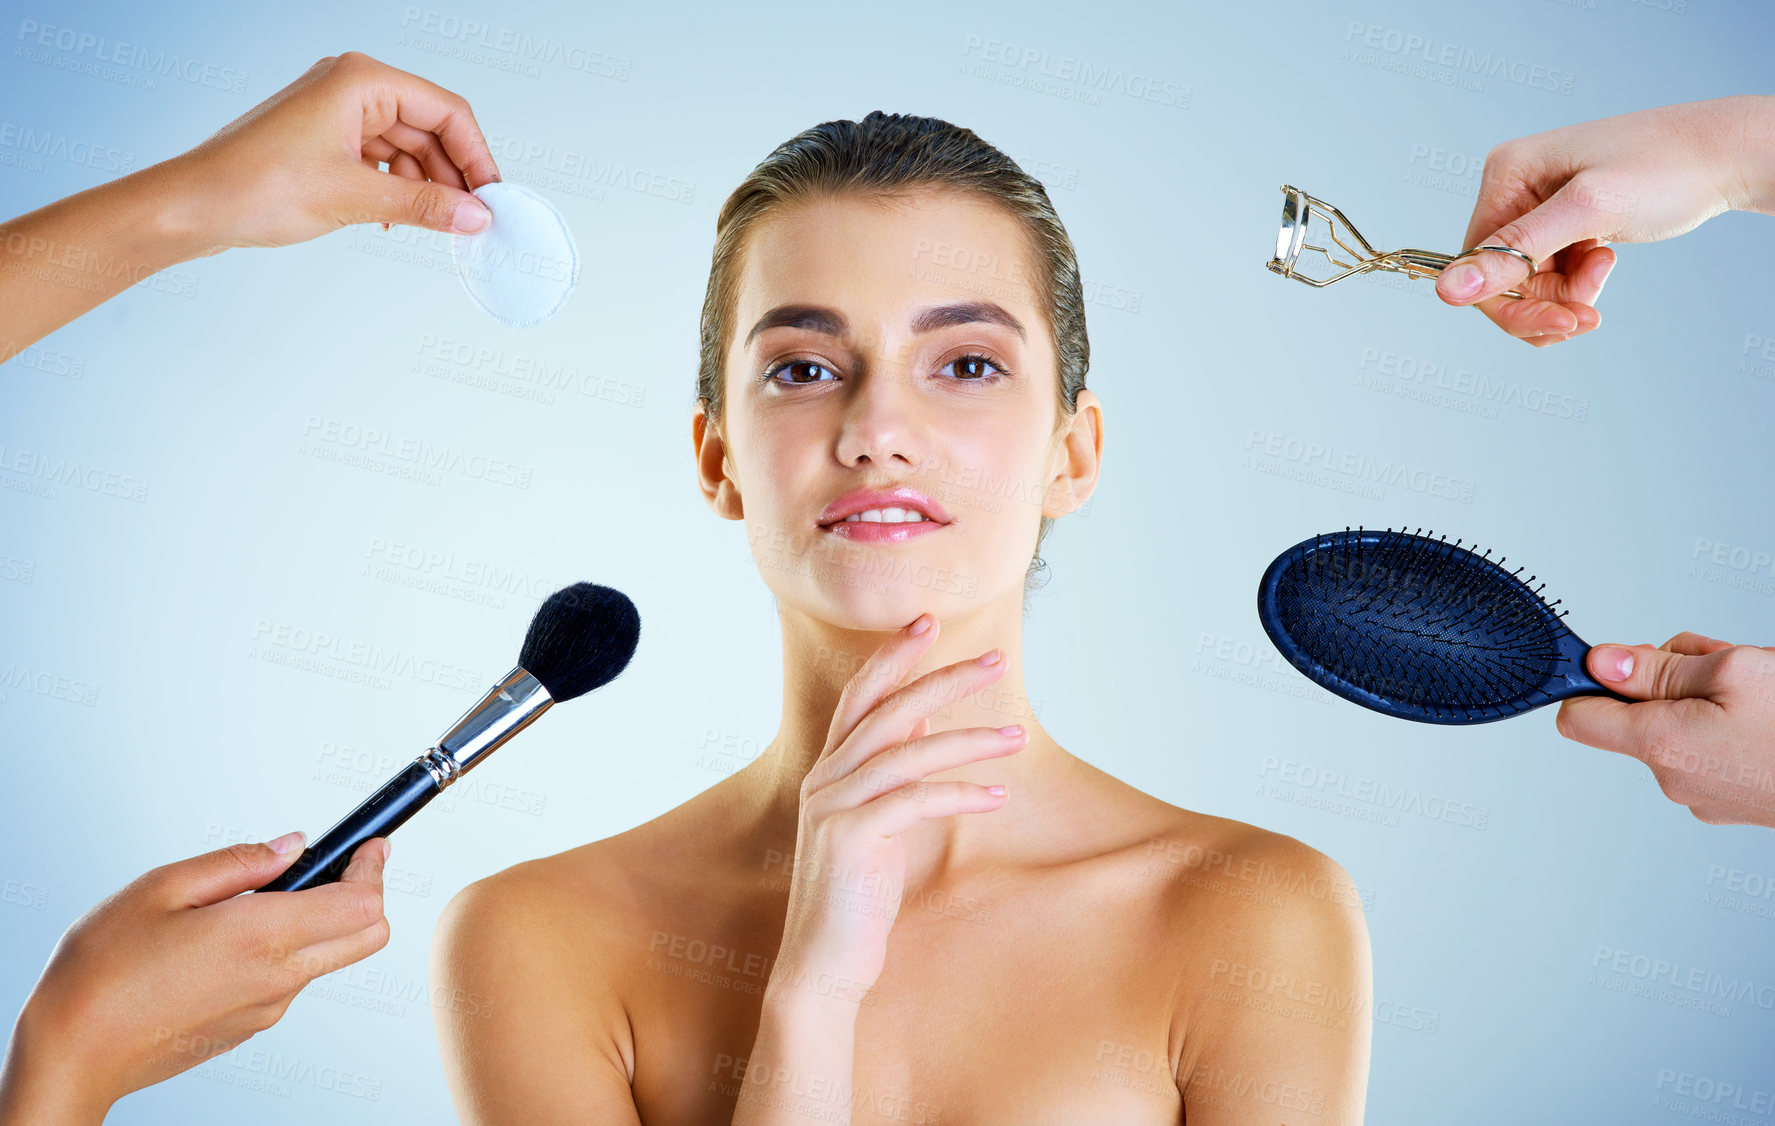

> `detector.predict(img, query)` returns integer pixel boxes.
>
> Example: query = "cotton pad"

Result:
[452,182,579,328]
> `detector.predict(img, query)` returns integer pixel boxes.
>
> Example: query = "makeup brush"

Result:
[256,582,640,892]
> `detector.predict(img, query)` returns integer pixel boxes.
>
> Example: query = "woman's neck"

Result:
[734,599,1074,884]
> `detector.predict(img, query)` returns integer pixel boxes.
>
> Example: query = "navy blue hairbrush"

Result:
[1256,527,1634,725]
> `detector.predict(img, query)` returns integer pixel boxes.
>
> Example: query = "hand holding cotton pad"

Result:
[452,182,579,327]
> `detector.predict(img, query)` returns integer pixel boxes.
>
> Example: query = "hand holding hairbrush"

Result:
[1257,527,1633,725]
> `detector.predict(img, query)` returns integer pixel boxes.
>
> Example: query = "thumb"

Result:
[1435,177,1609,305]
[1586,643,1722,702]
[154,831,308,908]
[351,166,490,234]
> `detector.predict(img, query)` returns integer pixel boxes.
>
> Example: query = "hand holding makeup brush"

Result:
[0,835,389,1126]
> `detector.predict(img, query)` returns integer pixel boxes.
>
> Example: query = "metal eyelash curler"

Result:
[1267,183,1536,300]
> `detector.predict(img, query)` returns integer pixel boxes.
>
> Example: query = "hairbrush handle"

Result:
[1554,634,1639,707]
[255,759,440,892]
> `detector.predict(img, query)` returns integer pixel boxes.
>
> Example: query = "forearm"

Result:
[0,1018,114,1126]
[0,156,221,364]
[731,986,859,1126]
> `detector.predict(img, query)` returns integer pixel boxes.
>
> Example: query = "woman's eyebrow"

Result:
[910,300,1025,341]
[746,304,846,345]
[745,300,1027,347]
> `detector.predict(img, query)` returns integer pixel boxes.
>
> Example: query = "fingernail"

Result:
[986,784,1007,796]
[1596,258,1616,290]
[977,648,1003,666]
[1593,645,1634,682]
[1439,263,1482,300]
[452,199,490,233]
[909,613,932,636]
[998,724,1024,737]
[269,830,306,855]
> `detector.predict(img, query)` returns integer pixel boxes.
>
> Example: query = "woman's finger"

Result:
[1662,632,1733,656]
[347,54,501,189]
[825,651,1007,782]
[816,615,940,774]
[819,725,1025,812]
[846,779,1009,840]
[288,916,392,982]
[373,118,471,190]
[1471,291,1580,338]
[388,149,426,181]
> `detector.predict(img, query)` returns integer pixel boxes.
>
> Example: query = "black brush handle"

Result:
[255,761,440,892]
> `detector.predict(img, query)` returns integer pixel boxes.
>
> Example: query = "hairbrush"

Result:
[256,582,640,892]
[1256,527,1633,725]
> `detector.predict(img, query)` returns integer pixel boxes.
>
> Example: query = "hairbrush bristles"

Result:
[1256,527,1616,726]
[519,582,641,703]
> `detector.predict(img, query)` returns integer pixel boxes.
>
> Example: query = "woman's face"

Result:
[697,187,1096,631]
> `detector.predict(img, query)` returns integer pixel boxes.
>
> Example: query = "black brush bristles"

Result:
[1256,527,1626,726]
[519,582,641,703]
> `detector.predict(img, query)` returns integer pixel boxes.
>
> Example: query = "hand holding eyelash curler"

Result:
[1266,184,1536,300]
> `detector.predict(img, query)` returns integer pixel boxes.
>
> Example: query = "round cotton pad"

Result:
[452,182,578,328]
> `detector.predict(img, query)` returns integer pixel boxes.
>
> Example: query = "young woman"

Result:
[431,112,1373,1125]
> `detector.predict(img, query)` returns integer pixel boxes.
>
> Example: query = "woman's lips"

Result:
[821,518,945,543]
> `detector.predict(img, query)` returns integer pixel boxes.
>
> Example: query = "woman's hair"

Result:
[696,111,1090,591]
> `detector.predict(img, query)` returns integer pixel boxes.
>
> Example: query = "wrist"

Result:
[0,1012,115,1126]
[761,970,867,1025]
[129,154,234,263]
[1722,95,1775,216]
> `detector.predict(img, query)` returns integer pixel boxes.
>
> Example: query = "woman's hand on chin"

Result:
[767,612,1027,1012]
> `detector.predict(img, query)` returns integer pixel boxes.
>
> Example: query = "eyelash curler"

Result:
[1266,184,1535,300]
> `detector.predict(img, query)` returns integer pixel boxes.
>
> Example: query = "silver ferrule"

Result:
[417,666,553,789]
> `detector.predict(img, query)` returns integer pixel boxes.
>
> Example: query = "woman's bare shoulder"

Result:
[1065,754,1363,917]
[432,784,756,976]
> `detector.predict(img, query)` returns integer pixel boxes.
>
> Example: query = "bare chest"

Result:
[627,886,1183,1126]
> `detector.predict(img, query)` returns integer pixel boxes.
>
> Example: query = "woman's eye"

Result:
[765,360,837,385]
[943,354,1006,382]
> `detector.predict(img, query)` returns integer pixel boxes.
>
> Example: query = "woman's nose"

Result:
[834,358,927,469]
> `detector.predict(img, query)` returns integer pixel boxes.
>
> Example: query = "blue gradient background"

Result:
[4,0,1773,1121]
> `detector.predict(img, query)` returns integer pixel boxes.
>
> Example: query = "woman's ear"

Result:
[692,401,744,520]
[1042,387,1102,517]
